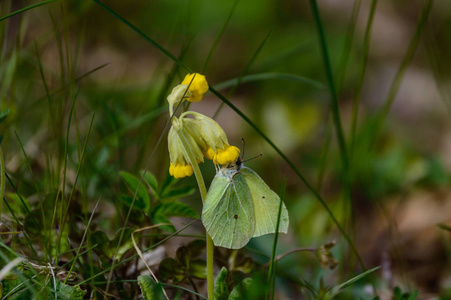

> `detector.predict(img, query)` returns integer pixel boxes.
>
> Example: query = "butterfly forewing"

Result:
[240,167,289,237]
[202,171,255,249]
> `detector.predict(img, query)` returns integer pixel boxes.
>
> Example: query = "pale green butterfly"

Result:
[202,157,289,249]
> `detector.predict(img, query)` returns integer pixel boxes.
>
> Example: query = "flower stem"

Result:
[178,132,214,300]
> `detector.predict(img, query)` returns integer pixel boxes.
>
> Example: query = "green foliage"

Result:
[159,240,207,284]
[119,171,151,211]
[151,202,199,233]
[393,287,418,300]
[214,267,229,300]
[0,109,10,124]
[137,275,166,300]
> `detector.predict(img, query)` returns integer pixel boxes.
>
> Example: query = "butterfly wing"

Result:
[241,167,289,237]
[202,172,255,249]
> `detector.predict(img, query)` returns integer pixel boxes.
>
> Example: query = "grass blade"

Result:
[349,0,378,156]
[0,0,58,22]
[214,72,323,91]
[309,0,348,170]
[266,183,286,300]
[201,0,240,73]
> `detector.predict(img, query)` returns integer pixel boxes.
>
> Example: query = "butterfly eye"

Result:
[234,215,238,219]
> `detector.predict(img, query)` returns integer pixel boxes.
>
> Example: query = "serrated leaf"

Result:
[151,202,199,233]
[140,171,160,199]
[137,275,166,300]
[214,267,229,300]
[161,185,196,200]
[119,171,150,212]
[0,109,10,124]
[55,280,86,300]
[228,278,253,300]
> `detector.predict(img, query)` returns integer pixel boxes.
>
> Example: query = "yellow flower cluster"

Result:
[167,73,240,178]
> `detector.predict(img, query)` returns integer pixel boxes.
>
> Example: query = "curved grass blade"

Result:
[93,0,191,73]
[336,0,362,93]
[266,183,286,300]
[214,72,323,91]
[0,0,58,22]
[349,0,378,157]
[309,0,348,170]
[330,266,381,296]
[201,0,240,73]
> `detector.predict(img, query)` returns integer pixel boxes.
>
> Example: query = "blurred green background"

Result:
[1,0,451,299]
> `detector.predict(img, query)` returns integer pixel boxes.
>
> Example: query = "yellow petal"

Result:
[181,73,209,102]
[204,146,215,160]
[214,145,240,165]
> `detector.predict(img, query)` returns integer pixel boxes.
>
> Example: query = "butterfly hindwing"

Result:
[240,167,289,237]
[202,171,255,249]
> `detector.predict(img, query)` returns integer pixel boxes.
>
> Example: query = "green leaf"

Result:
[0,109,10,124]
[119,195,147,210]
[214,267,229,300]
[437,223,451,232]
[141,171,160,199]
[330,266,381,296]
[119,171,150,212]
[408,291,419,300]
[137,275,166,300]
[54,280,86,300]
[159,258,185,284]
[176,246,191,270]
[228,278,253,300]
[190,259,207,279]
[151,202,199,233]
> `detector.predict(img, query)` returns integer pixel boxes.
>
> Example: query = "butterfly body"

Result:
[202,160,289,249]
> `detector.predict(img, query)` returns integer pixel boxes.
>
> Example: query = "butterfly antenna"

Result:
[242,153,262,163]
[241,138,246,160]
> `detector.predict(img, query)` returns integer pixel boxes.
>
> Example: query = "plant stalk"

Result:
[178,131,214,300]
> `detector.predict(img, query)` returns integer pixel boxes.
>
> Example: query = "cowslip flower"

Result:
[181,112,240,166]
[181,73,209,102]
[166,73,239,178]
[167,117,204,179]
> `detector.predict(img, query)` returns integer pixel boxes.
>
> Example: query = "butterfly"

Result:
[202,158,289,249]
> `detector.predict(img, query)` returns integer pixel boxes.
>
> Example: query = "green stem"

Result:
[0,146,5,218]
[178,131,214,300]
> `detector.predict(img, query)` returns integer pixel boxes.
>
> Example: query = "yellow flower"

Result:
[203,146,215,160]
[181,73,209,102]
[167,118,204,178]
[169,163,194,178]
[214,145,240,165]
